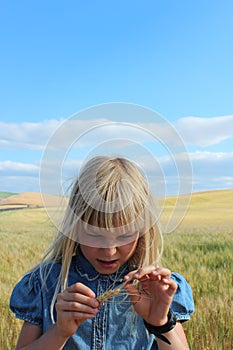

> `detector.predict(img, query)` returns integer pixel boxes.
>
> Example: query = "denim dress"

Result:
[10,252,194,349]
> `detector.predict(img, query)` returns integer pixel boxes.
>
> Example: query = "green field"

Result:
[0,190,233,349]
[0,192,18,199]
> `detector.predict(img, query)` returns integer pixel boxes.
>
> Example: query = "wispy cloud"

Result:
[0,161,39,175]
[175,115,233,146]
[0,175,40,193]
[0,120,62,149]
[0,116,232,193]
[0,115,233,150]
[0,161,40,193]
[1,151,232,194]
[189,151,233,191]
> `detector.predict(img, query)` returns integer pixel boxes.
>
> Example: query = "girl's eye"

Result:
[86,233,102,238]
[85,232,138,245]
[119,235,129,239]
[118,234,135,240]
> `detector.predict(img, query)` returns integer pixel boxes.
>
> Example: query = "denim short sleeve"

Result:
[170,272,194,323]
[9,271,43,327]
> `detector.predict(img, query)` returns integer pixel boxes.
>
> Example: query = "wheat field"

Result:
[0,190,233,350]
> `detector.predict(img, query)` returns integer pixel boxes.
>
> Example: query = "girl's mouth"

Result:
[97,259,119,268]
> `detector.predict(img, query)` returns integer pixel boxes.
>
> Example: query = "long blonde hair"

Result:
[41,156,163,321]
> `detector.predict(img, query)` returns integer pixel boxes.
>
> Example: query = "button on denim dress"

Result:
[10,252,194,349]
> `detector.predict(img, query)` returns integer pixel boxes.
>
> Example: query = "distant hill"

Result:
[160,188,233,233]
[0,189,232,232]
[0,192,18,199]
[0,192,68,208]
[164,189,233,208]
[0,189,232,209]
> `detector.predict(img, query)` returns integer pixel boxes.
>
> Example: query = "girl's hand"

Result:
[124,266,177,326]
[55,283,99,339]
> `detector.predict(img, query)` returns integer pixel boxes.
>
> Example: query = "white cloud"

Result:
[0,175,40,193]
[0,115,233,150]
[0,120,63,150]
[0,150,232,194]
[190,151,233,177]
[0,161,40,193]
[41,150,233,195]
[176,115,233,146]
[0,161,39,175]
[189,151,233,192]
[0,116,233,193]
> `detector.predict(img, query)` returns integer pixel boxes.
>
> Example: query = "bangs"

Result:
[80,177,155,235]
[63,156,158,240]
[81,203,145,234]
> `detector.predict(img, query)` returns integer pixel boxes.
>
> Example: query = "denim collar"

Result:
[74,250,130,283]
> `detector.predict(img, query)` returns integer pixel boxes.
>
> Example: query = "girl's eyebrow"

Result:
[86,232,103,237]
[118,233,137,238]
[85,229,139,238]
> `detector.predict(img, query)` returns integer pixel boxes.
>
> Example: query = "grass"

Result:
[0,209,56,350]
[0,192,18,199]
[162,231,233,350]
[0,190,233,349]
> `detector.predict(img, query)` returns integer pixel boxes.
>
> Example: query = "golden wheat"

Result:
[97,286,125,303]
[1,190,233,350]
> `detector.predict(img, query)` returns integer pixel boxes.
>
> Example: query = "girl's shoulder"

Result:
[20,259,62,285]
[9,260,62,327]
[9,267,44,326]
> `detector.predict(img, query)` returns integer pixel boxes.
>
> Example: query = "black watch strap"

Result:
[144,310,177,345]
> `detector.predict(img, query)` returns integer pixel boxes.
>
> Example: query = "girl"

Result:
[10,156,194,349]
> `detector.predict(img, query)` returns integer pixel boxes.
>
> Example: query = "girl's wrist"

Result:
[144,310,177,330]
[147,315,168,327]
[144,310,177,345]
[53,323,73,343]
[145,309,170,327]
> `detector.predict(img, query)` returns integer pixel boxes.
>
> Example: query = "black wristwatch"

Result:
[144,310,177,345]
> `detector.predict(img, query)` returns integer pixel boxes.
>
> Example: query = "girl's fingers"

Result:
[62,282,98,306]
[60,290,98,307]
[140,273,177,295]
[124,283,142,305]
[124,265,154,283]
[124,266,171,284]
[67,282,96,298]
[56,298,99,314]
[160,277,178,296]
[57,291,99,307]
[124,266,177,300]
[56,282,99,315]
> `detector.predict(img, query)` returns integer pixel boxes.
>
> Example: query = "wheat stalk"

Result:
[97,282,127,303]
[96,279,145,303]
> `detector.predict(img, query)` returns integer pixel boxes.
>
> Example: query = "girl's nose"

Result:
[102,247,117,257]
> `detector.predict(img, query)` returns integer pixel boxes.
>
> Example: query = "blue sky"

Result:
[0,0,233,195]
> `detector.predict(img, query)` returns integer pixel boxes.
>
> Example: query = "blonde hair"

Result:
[40,156,163,321]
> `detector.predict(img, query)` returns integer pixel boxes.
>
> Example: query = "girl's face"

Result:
[80,232,139,274]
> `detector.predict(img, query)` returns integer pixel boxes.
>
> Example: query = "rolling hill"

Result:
[0,192,68,209]
[0,189,232,211]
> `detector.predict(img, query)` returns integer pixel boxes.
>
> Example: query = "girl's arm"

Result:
[155,322,190,350]
[14,282,99,350]
[15,322,68,350]
[125,266,190,350]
